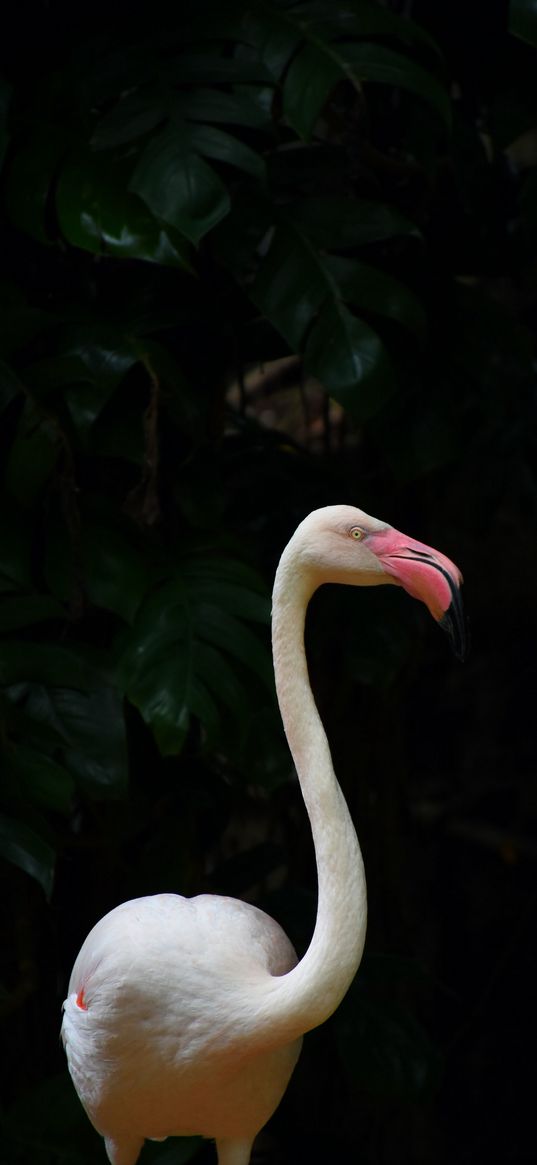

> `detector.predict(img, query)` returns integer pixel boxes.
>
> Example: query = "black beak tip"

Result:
[439,601,469,662]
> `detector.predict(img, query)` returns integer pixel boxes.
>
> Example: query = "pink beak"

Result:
[367,527,467,660]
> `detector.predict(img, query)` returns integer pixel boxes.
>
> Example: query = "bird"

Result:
[62,504,465,1165]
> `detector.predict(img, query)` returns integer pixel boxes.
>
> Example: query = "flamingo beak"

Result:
[367,528,467,660]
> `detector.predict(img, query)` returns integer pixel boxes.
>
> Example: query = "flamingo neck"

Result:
[261,546,367,1041]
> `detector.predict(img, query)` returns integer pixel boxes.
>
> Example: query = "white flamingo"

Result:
[62,505,465,1165]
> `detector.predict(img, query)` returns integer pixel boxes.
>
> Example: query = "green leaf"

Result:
[129,125,230,244]
[126,647,218,756]
[43,507,149,623]
[250,221,393,414]
[56,150,192,268]
[250,224,327,348]
[197,602,272,685]
[305,297,393,417]
[27,327,140,434]
[3,677,129,799]
[90,90,167,149]
[83,522,149,623]
[57,686,129,797]
[289,0,442,56]
[172,86,270,128]
[186,123,266,180]
[285,196,420,248]
[135,338,203,441]
[324,255,427,340]
[340,43,451,130]
[119,556,272,756]
[282,42,342,140]
[510,0,537,45]
[179,578,269,623]
[0,814,55,898]
[3,744,74,813]
[254,4,447,138]
[241,11,302,80]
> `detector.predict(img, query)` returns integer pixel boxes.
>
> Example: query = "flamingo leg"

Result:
[104,1134,144,1165]
[216,1137,254,1165]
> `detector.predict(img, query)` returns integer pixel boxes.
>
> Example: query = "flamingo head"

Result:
[291,505,466,660]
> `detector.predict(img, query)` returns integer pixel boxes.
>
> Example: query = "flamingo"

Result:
[62,505,465,1165]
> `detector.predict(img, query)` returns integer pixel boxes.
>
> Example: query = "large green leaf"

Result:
[56,686,129,797]
[0,814,55,898]
[242,0,441,94]
[172,86,271,128]
[90,89,167,149]
[45,512,149,624]
[26,327,141,438]
[56,150,192,267]
[285,0,442,56]
[305,297,393,416]
[250,222,393,413]
[3,743,75,814]
[129,125,230,244]
[340,42,451,129]
[0,640,128,796]
[250,224,328,348]
[119,555,272,755]
[186,123,266,181]
[241,8,302,80]
[269,2,448,138]
[324,255,427,340]
[3,676,129,799]
[282,42,343,140]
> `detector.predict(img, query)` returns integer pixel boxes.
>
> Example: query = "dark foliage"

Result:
[0,1,536,1162]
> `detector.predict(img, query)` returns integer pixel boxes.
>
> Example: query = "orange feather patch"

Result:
[76,987,88,1010]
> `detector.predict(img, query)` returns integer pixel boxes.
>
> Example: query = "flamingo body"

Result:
[62,506,465,1165]
[62,894,300,1160]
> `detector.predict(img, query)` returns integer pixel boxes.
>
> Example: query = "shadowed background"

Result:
[0,2,535,1162]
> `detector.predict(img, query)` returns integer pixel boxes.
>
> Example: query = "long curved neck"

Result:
[254,545,367,1044]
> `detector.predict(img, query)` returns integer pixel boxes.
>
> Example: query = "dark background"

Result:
[1,2,536,1163]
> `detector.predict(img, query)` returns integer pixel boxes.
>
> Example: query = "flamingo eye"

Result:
[350,527,365,541]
